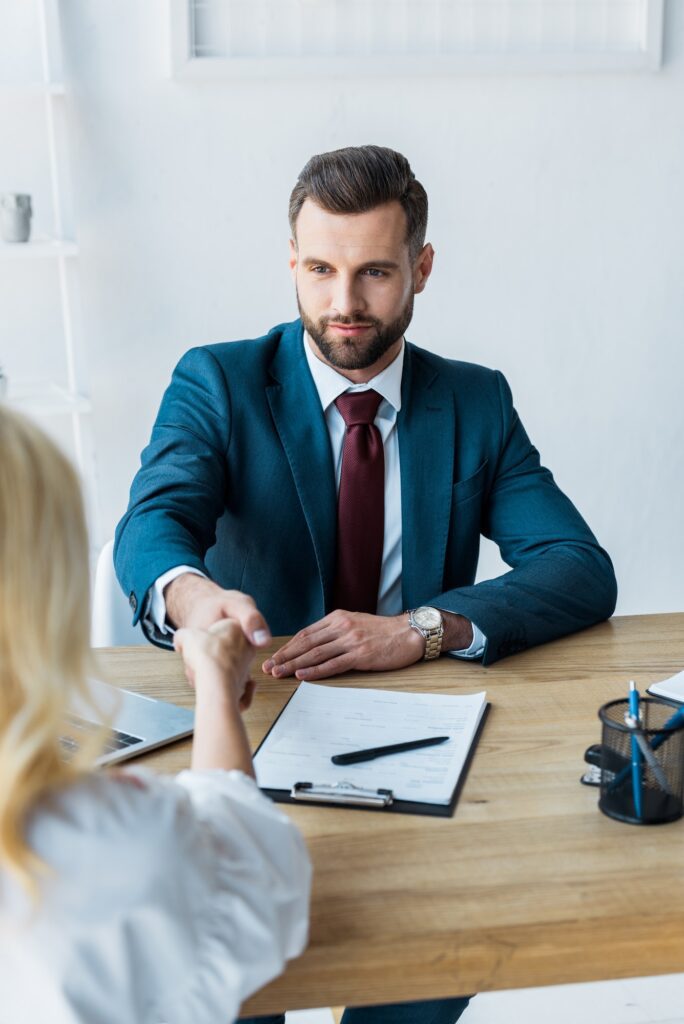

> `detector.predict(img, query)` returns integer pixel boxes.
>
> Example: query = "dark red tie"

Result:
[333,390,384,614]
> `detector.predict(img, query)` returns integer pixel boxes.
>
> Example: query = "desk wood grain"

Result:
[95,613,684,1013]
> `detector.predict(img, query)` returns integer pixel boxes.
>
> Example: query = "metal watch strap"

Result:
[423,628,443,660]
[408,607,444,661]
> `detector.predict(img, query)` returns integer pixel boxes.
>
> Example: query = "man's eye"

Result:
[311,266,330,274]
[363,268,386,278]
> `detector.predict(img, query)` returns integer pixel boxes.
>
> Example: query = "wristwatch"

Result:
[407,606,444,660]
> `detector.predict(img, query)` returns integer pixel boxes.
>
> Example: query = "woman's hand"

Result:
[174,619,256,711]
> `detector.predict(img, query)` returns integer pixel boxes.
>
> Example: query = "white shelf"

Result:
[1,0,99,542]
[0,238,78,259]
[0,80,65,96]
[4,380,91,417]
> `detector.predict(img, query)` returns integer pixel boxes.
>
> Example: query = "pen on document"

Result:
[629,680,643,819]
[331,735,450,766]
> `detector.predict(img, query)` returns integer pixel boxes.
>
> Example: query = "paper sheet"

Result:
[254,682,487,805]
[648,669,684,704]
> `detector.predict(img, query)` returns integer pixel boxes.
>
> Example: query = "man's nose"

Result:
[331,274,366,318]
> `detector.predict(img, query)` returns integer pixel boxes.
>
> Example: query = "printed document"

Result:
[648,669,684,704]
[254,682,487,805]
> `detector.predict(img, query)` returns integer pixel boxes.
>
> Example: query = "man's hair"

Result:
[289,145,428,260]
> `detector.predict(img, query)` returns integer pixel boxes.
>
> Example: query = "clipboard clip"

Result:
[291,781,394,808]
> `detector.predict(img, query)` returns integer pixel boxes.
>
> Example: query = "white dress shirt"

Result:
[303,333,404,616]
[0,769,311,1024]
[148,334,485,657]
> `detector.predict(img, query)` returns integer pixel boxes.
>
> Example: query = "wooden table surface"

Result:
[95,613,684,1014]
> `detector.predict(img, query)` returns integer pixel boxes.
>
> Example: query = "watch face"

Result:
[413,606,442,630]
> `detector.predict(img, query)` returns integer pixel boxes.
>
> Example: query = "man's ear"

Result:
[414,243,435,294]
[289,238,298,279]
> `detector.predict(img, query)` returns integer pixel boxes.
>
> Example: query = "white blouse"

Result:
[0,769,311,1024]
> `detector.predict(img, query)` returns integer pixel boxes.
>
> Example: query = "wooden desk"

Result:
[95,613,684,1014]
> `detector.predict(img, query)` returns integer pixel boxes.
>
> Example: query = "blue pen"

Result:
[609,699,684,792]
[629,681,643,819]
[651,703,684,751]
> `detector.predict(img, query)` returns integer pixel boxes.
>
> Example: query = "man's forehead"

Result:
[294,198,408,252]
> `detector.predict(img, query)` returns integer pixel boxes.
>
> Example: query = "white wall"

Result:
[3,0,683,616]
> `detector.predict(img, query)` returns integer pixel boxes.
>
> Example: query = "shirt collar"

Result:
[303,331,404,414]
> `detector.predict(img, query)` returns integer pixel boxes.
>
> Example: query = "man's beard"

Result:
[297,291,414,371]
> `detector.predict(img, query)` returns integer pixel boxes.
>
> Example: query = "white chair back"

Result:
[91,539,146,647]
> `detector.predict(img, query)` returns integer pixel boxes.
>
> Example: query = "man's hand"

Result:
[164,573,271,648]
[262,609,475,681]
[262,610,425,681]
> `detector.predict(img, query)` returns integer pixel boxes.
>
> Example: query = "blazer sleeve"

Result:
[429,371,617,665]
[114,347,232,634]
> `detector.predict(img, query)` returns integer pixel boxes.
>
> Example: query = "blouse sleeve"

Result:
[155,769,311,1024]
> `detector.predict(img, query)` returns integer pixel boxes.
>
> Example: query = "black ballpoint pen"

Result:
[331,736,449,766]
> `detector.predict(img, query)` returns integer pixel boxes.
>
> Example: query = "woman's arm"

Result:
[174,620,256,777]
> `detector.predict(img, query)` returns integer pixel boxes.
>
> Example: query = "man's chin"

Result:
[317,335,384,371]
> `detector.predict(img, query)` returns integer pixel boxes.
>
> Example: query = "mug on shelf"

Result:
[0,193,32,243]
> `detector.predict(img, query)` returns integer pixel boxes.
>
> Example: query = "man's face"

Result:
[290,199,434,379]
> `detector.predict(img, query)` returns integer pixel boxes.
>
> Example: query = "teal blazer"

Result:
[115,320,616,664]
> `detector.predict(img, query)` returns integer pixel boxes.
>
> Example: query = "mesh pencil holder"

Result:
[598,698,684,825]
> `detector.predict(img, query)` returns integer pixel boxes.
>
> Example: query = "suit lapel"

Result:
[398,343,456,610]
[266,322,337,611]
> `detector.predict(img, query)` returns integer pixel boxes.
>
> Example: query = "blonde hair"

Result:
[0,406,105,899]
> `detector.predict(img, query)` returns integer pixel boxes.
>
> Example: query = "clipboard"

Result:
[255,689,490,818]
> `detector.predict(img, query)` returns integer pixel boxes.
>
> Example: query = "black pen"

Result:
[331,736,450,766]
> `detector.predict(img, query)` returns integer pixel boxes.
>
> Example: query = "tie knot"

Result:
[335,389,382,427]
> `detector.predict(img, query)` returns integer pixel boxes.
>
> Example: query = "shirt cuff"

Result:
[446,620,487,660]
[143,565,208,639]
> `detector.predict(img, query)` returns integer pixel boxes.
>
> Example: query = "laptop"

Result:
[61,678,194,767]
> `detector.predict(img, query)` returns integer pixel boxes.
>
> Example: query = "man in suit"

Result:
[115,145,616,1024]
